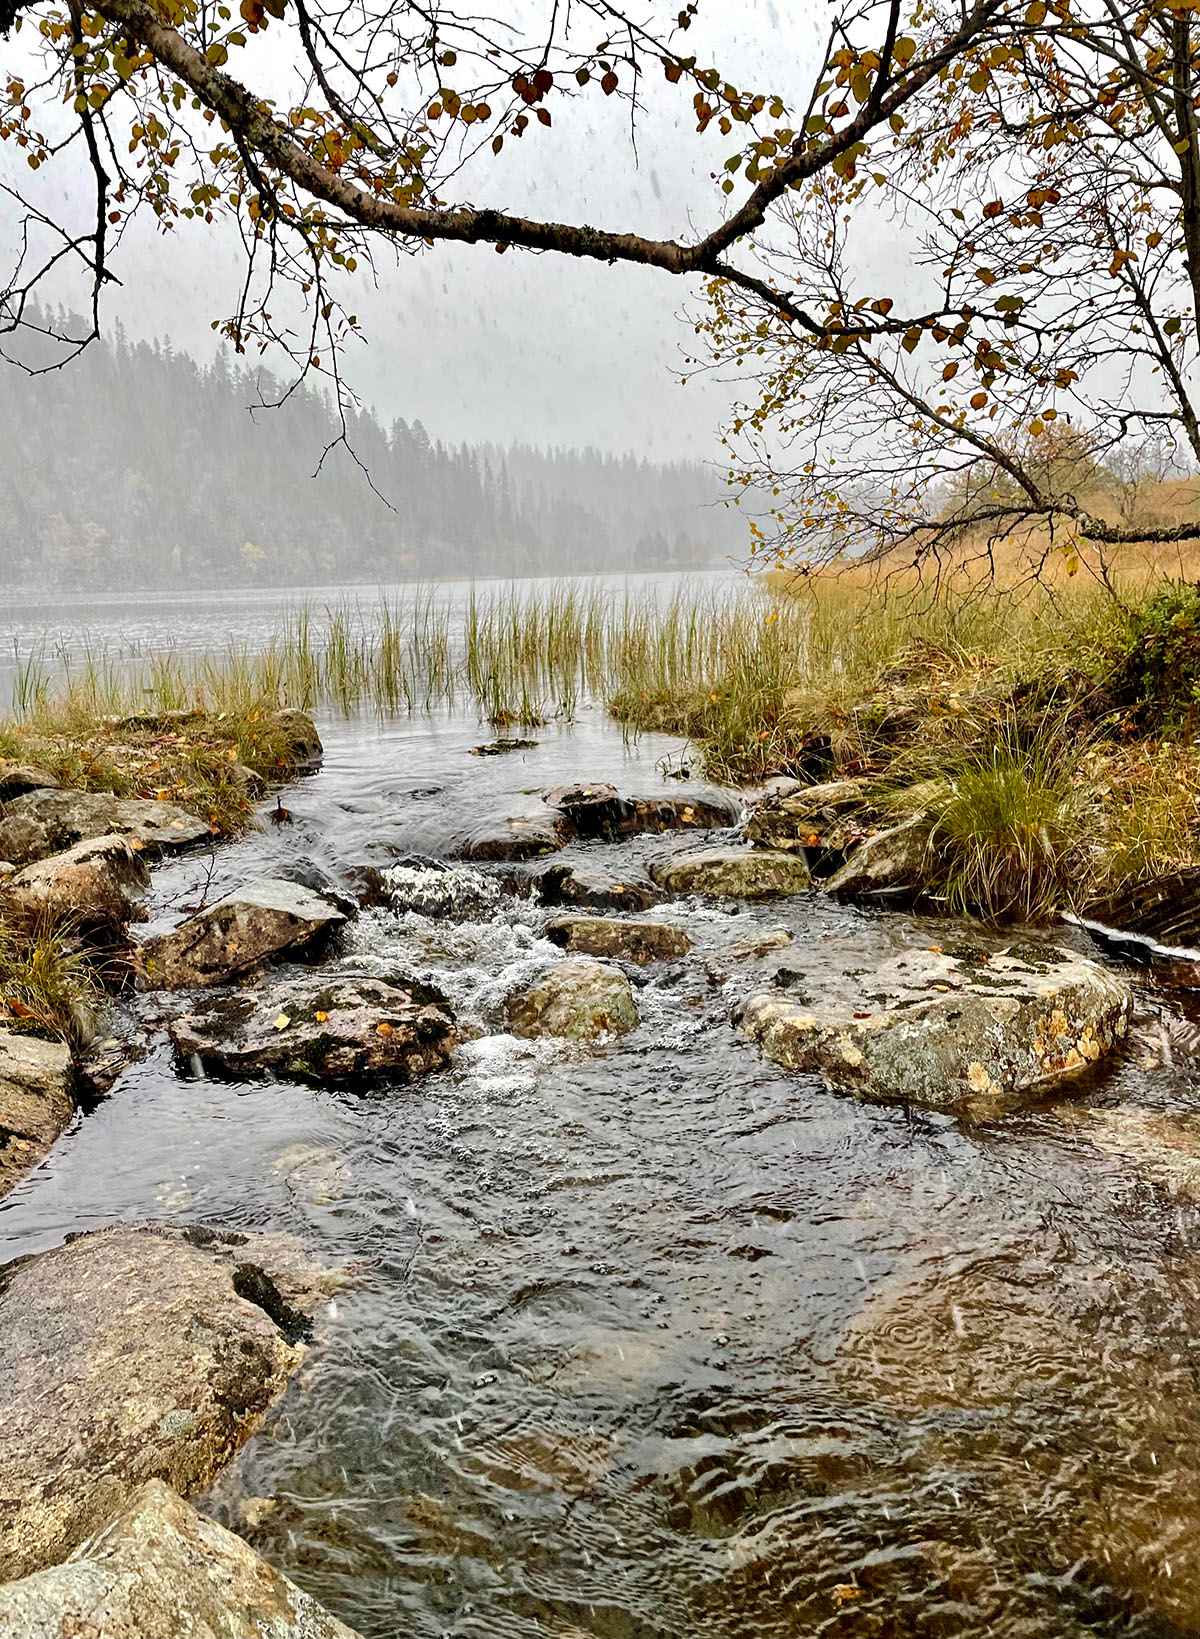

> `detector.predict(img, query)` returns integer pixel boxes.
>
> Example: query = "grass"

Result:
[0,913,106,1046]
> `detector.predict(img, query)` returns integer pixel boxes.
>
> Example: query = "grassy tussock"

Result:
[0,915,104,1046]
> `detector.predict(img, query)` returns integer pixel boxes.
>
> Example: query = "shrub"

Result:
[1108,580,1200,730]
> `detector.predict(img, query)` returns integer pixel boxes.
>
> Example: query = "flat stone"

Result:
[170,972,456,1084]
[0,1032,73,1201]
[745,779,878,856]
[0,763,61,803]
[540,784,739,841]
[138,878,346,990]
[823,812,930,901]
[457,809,575,861]
[532,859,663,913]
[506,958,639,1041]
[0,1221,340,1581]
[0,1480,361,1638]
[3,835,150,932]
[0,789,209,868]
[649,845,811,899]
[544,915,692,965]
[737,943,1132,1114]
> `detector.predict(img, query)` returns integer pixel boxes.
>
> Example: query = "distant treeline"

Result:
[0,314,739,589]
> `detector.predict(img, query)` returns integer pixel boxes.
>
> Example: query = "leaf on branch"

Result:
[970,391,988,408]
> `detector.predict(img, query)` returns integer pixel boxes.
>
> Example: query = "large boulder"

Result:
[506,958,639,1041]
[0,1480,361,1638]
[544,915,692,966]
[649,844,811,899]
[0,1032,73,1201]
[745,779,879,860]
[541,784,739,841]
[736,943,1132,1115]
[170,972,456,1084]
[0,1221,340,1581]
[457,809,574,861]
[0,789,208,868]
[531,859,663,913]
[2,835,150,932]
[138,879,346,990]
[822,812,931,902]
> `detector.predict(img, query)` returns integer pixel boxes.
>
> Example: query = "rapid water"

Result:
[1,703,1197,1639]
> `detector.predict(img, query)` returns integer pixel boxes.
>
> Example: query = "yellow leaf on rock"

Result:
[315,1010,328,1022]
[376,1021,394,1036]
[273,1013,290,1030]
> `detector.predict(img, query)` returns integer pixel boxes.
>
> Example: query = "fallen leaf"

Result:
[273,1013,290,1030]
[315,1010,328,1022]
[376,1021,394,1036]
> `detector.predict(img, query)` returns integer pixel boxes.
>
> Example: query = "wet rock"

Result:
[74,1031,148,1100]
[469,737,539,756]
[3,836,150,933]
[0,1220,340,1581]
[823,812,931,902]
[137,879,346,991]
[540,784,739,841]
[0,788,209,868]
[1054,1103,1200,1201]
[0,1480,361,1638]
[457,809,575,861]
[170,972,456,1084]
[727,928,793,961]
[837,1255,1199,1633]
[737,943,1131,1115]
[268,708,324,769]
[745,779,879,865]
[0,763,60,802]
[531,859,663,913]
[0,1032,73,1201]
[380,857,501,919]
[1080,865,1200,957]
[544,915,692,966]
[506,958,639,1041]
[649,844,811,900]
[270,1142,351,1205]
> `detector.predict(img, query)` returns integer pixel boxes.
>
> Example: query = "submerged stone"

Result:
[532,859,663,913]
[170,972,456,1084]
[649,844,811,899]
[541,783,739,841]
[544,915,692,965]
[457,809,575,861]
[736,943,1131,1115]
[138,878,346,990]
[0,789,208,868]
[1054,1103,1200,1201]
[0,1221,340,1581]
[3,835,150,933]
[506,958,639,1041]
[0,1480,361,1638]
[0,1031,73,1201]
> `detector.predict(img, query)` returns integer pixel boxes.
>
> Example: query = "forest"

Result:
[0,318,737,589]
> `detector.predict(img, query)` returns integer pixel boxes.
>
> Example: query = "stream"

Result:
[1,702,1197,1639]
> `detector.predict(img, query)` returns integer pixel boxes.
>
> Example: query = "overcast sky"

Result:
[6,3,824,459]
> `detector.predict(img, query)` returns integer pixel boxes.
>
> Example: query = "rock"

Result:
[736,943,1132,1115]
[1054,1103,1200,1201]
[506,958,639,1041]
[74,1031,148,1100]
[544,915,692,965]
[379,857,501,919]
[3,836,150,933]
[823,812,931,902]
[0,1480,361,1638]
[0,763,60,803]
[0,789,209,869]
[270,1142,351,1205]
[457,809,575,861]
[469,738,539,756]
[745,779,879,864]
[0,1220,339,1581]
[0,1032,73,1201]
[268,708,324,769]
[137,879,346,991]
[531,859,663,913]
[170,972,456,1084]
[1079,865,1200,957]
[649,844,811,899]
[540,783,739,840]
[726,928,794,960]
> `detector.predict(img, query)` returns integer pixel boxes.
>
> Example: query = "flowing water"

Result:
[1,699,1198,1639]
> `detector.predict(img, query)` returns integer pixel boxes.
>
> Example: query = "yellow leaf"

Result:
[376,1021,394,1036]
[273,1012,290,1030]
[315,1010,328,1022]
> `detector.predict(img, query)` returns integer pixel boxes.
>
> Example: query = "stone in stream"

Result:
[1078,863,1200,957]
[1052,1103,1200,1201]
[506,958,639,1041]
[0,788,209,868]
[0,1480,362,1639]
[2,835,150,933]
[457,808,575,862]
[0,1031,73,1201]
[170,972,456,1084]
[745,778,881,865]
[541,782,739,841]
[137,878,347,990]
[380,857,501,919]
[649,844,812,900]
[822,812,931,902]
[531,858,664,913]
[544,915,692,966]
[736,943,1132,1115]
[0,1220,342,1582]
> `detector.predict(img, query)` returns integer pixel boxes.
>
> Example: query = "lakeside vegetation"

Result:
[2,552,1197,942]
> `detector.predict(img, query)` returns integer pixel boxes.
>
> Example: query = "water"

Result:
[2,701,1198,1639]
